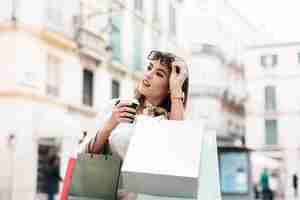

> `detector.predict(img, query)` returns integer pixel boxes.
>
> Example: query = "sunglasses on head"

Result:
[147,50,177,67]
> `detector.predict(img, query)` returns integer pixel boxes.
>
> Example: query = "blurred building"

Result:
[185,43,249,200]
[186,44,247,146]
[179,0,279,199]
[0,0,186,199]
[244,42,300,199]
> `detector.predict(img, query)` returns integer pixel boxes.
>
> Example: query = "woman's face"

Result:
[137,59,171,104]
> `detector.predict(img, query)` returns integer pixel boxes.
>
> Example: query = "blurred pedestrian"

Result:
[45,152,62,200]
[260,168,273,200]
[253,183,260,199]
[293,173,298,198]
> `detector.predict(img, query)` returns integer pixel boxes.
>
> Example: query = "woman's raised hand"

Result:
[107,102,137,129]
[169,59,188,97]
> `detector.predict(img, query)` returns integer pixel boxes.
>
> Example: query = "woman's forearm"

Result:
[169,99,185,120]
[87,119,115,154]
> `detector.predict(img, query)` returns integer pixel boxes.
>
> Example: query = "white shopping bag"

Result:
[134,130,222,200]
[121,115,205,198]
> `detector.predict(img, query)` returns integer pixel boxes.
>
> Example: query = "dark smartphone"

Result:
[127,102,139,109]
[116,100,139,123]
[126,101,139,123]
[115,100,138,109]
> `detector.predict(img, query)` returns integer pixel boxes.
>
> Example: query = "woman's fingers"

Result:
[172,61,188,78]
[112,101,138,124]
[171,64,177,75]
[119,106,137,114]
[119,117,134,123]
[120,112,136,119]
[116,103,137,113]
[112,106,136,123]
[116,102,129,108]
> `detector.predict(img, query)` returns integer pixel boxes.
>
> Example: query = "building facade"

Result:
[0,0,186,199]
[180,1,254,199]
[186,43,249,200]
[244,42,300,199]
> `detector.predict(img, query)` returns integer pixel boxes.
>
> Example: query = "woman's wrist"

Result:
[106,117,118,132]
[170,89,184,99]
[89,119,115,153]
[171,96,183,102]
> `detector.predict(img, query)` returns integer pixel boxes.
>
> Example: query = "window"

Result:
[110,16,121,62]
[132,21,144,71]
[83,69,94,106]
[152,0,159,22]
[260,54,277,67]
[265,86,276,112]
[265,120,278,145]
[134,0,143,12]
[46,54,60,97]
[169,4,176,36]
[46,0,63,28]
[112,79,120,99]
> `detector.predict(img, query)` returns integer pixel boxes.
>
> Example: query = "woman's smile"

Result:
[142,79,151,88]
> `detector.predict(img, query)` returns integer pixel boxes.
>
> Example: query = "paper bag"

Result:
[121,115,204,198]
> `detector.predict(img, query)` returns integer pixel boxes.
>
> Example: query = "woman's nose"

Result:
[144,71,153,80]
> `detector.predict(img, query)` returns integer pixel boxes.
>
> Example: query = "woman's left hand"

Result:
[169,59,188,97]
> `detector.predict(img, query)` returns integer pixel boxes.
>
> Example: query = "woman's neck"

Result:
[144,98,161,107]
[136,97,163,115]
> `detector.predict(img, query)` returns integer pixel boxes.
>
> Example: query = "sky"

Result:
[228,0,300,43]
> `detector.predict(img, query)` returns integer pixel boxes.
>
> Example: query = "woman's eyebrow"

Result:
[157,68,168,76]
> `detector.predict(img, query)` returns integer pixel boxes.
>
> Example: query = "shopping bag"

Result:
[121,115,204,198]
[196,129,221,200]
[68,152,121,200]
[133,130,221,200]
[60,137,122,200]
[60,156,76,200]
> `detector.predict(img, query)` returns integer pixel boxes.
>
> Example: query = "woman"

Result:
[80,50,189,199]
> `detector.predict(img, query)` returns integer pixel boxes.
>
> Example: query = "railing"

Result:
[222,84,247,105]
[218,113,246,138]
[190,85,225,98]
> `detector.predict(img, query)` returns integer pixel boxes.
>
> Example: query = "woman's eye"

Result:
[147,65,152,71]
[156,72,164,78]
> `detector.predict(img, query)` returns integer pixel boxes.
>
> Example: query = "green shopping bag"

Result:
[68,139,122,200]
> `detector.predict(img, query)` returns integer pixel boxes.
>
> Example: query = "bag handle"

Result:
[90,131,109,160]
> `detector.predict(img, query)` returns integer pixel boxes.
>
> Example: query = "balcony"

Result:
[222,83,247,106]
[76,28,107,62]
[217,112,246,143]
[190,84,225,98]
[227,120,245,138]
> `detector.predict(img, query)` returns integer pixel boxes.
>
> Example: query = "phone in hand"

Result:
[116,99,139,123]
